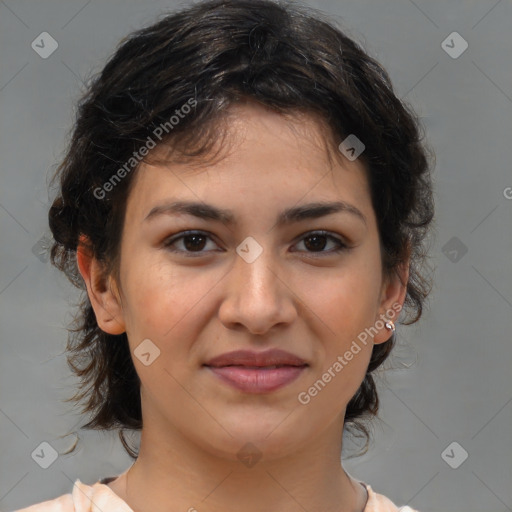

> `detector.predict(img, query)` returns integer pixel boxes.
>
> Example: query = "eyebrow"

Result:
[144,200,367,227]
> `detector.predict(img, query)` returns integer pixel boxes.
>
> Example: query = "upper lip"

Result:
[204,349,308,368]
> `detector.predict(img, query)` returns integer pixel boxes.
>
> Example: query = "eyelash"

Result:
[162,230,348,258]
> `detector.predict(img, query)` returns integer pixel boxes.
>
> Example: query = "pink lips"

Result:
[204,349,308,394]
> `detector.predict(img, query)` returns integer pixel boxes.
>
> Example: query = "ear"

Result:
[372,256,410,345]
[76,234,126,335]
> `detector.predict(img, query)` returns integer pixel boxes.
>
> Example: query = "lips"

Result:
[203,349,308,393]
[204,348,308,368]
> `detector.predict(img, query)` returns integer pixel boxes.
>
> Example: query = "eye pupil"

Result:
[184,234,207,251]
[304,234,327,252]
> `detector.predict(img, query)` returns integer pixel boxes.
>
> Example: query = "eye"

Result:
[163,230,221,256]
[291,230,348,255]
[163,229,349,258]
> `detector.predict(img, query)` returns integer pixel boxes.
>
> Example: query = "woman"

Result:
[18,0,434,510]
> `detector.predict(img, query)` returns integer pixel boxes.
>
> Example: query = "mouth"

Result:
[203,349,308,394]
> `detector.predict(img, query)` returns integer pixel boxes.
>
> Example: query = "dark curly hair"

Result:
[48,0,435,459]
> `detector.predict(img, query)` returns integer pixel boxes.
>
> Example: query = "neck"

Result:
[113,419,368,512]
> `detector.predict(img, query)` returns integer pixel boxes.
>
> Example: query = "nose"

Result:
[218,246,297,335]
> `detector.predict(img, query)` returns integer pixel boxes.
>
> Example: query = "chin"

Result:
[194,416,309,465]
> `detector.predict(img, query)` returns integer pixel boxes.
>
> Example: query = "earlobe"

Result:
[76,235,126,335]
[373,260,410,345]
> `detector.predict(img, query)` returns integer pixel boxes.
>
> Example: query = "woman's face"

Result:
[84,102,406,462]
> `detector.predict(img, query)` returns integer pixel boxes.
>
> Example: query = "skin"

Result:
[77,100,409,512]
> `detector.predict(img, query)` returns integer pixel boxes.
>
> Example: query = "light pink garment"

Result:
[15,477,420,511]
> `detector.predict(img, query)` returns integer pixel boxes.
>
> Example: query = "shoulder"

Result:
[362,482,420,512]
[14,478,133,512]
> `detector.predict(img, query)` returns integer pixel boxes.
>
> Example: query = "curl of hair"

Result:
[49,0,435,459]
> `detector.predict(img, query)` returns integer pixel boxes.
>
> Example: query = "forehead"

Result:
[125,102,372,223]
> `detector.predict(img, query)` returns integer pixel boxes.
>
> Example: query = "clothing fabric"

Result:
[14,475,420,512]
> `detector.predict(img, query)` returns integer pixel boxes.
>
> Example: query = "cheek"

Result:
[296,257,381,334]
[119,255,186,337]
[120,254,222,353]
[294,254,380,389]
[299,274,375,410]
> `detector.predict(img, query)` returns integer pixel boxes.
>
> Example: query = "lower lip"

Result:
[205,365,307,393]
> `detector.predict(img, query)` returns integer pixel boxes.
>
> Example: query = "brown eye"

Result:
[181,234,208,251]
[163,231,220,256]
[303,234,328,251]
[292,231,347,255]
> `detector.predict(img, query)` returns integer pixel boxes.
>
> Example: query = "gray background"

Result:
[1,0,511,511]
